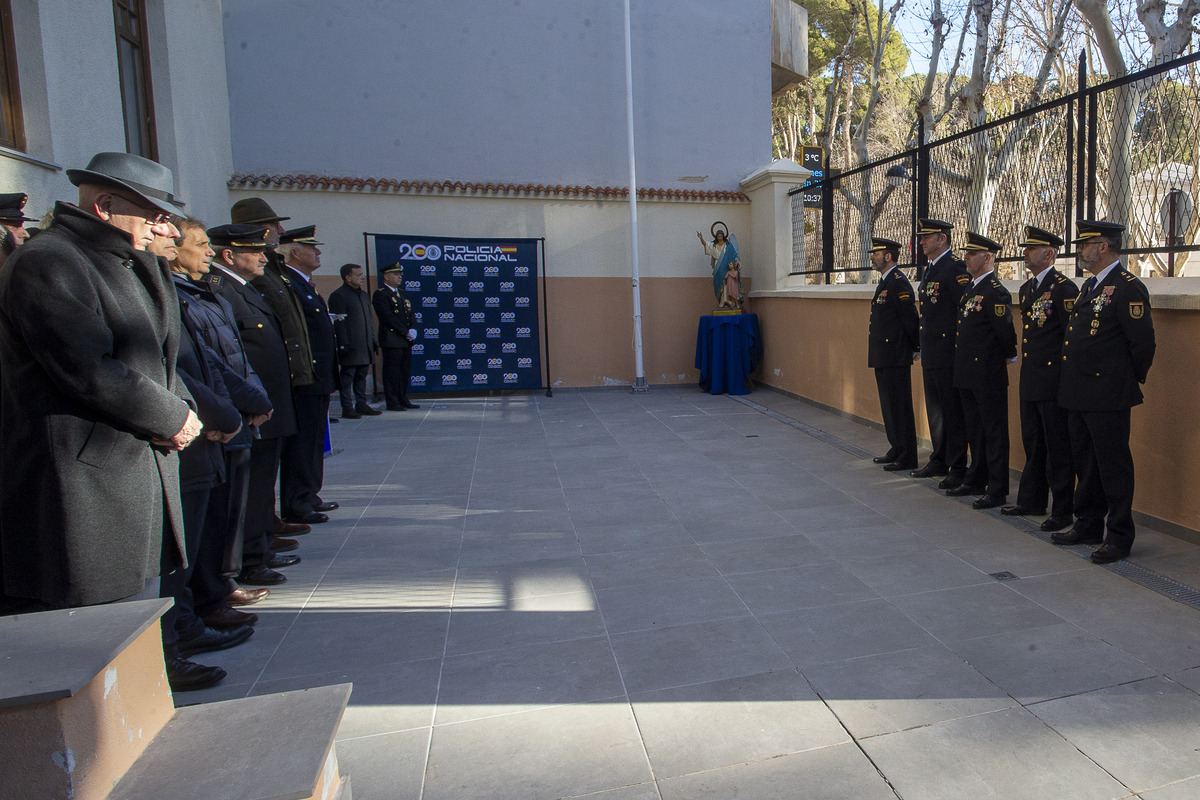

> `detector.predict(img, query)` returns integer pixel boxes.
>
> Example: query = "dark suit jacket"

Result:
[868,267,920,369]
[285,265,339,395]
[953,271,1017,391]
[206,267,298,440]
[1059,265,1155,411]
[1018,268,1078,402]
[251,251,316,387]
[918,251,971,369]
[373,285,417,349]
[176,309,242,491]
[0,202,191,606]
[329,284,377,366]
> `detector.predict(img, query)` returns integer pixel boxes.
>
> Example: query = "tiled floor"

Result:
[182,386,1200,800]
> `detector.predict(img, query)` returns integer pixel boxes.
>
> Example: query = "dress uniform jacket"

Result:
[953,272,1018,390]
[373,285,417,349]
[205,269,298,440]
[1059,267,1155,411]
[0,202,192,606]
[287,268,338,396]
[251,251,316,387]
[1018,269,1078,401]
[868,267,920,367]
[918,252,971,368]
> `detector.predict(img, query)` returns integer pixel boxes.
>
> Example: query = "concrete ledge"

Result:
[109,684,353,800]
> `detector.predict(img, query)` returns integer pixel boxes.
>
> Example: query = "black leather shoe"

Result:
[403,402,421,409]
[202,604,258,630]
[972,494,1007,510]
[872,454,897,464]
[937,476,963,490]
[267,553,301,569]
[882,462,917,471]
[946,484,984,497]
[1090,544,1130,564]
[357,405,383,416]
[284,511,328,525]
[386,404,406,411]
[341,409,362,419]
[1000,505,1046,516]
[238,565,288,586]
[1050,528,1104,545]
[166,655,226,692]
[178,624,253,657]
[314,501,339,512]
[911,464,949,479]
[1040,515,1072,532]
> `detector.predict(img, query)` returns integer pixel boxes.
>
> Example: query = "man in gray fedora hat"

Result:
[0,152,200,610]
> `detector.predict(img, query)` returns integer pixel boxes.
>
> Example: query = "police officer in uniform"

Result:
[867,237,920,470]
[373,262,420,410]
[0,192,34,268]
[947,231,1017,509]
[910,219,972,488]
[1052,220,1155,563]
[1002,226,1078,531]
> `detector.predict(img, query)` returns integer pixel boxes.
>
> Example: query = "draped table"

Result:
[694,313,762,395]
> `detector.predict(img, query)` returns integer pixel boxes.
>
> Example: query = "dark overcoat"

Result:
[0,202,192,606]
[329,284,377,366]
[868,267,920,368]
[251,251,316,387]
[286,266,339,395]
[953,272,1018,391]
[1018,268,1078,402]
[1059,266,1155,411]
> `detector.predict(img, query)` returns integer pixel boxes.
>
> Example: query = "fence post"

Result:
[915,116,929,282]
[1075,49,1088,277]
[821,152,834,284]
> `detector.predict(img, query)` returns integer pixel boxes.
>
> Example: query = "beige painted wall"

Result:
[752,284,1200,534]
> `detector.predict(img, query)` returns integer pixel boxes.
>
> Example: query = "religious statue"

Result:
[697,222,742,311]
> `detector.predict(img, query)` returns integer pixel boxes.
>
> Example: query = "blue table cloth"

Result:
[695,313,762,395]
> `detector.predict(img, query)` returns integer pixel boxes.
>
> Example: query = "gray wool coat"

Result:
[329,283,378,367]
[0,202,192,607]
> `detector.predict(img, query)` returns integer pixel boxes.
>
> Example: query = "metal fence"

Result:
[792,50,1200,283]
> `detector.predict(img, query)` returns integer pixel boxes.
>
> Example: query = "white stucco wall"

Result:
[0,0,232,222]
[222,0,772,193]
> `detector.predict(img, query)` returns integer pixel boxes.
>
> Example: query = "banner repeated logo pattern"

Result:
[373,235,541,392]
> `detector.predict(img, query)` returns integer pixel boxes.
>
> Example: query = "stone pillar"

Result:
[739,159,812,292]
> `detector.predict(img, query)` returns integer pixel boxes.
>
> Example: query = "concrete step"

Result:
[108,683,353,800]
[0,598,175,800]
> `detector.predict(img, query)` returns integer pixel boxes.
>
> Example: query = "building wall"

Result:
[752,283,1200,535]
[0,0,232,223]
[237,187,751,387]
[221,0,771,194]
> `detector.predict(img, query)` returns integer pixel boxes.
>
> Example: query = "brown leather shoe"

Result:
[227,586,269,606]
[275,519,311,536]
[202,604,259,629]
[270,535,299,552]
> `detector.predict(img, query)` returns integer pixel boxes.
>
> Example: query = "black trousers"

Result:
[243,437,284,569]
[960,384,1010,496]
[280,392,330,518]
[1016,398,1075,517]
[874,366,917,466]
[381,346,413,408]
[1068,408,1136,550]
[338,364,370,411]
[921,366,967,474]
[161,486,212,650]
[189,447,251,616]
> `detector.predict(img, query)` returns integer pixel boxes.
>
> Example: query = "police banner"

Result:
[371,235,542,393]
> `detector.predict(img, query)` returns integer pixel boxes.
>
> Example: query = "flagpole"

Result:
[624,0,648,392]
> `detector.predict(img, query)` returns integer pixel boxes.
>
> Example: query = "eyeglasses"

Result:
[110,192,169,225]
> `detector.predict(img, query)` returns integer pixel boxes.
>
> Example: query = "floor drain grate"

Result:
[732,397,876,460]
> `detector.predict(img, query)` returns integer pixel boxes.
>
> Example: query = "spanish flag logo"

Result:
[499,246,517,254]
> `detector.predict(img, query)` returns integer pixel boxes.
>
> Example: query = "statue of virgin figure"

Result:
[697,221,741,309]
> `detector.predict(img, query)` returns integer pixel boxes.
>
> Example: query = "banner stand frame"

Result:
[362,232,551,400]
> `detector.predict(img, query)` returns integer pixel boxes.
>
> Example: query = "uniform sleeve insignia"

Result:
[1064,298,1074,312]
[1129,301,1144,319]
[994,304,1007,317]
[956,275,970,285]
[898,292,911,300]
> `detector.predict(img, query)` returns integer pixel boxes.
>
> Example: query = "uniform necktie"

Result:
[1081,277,1096,296]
